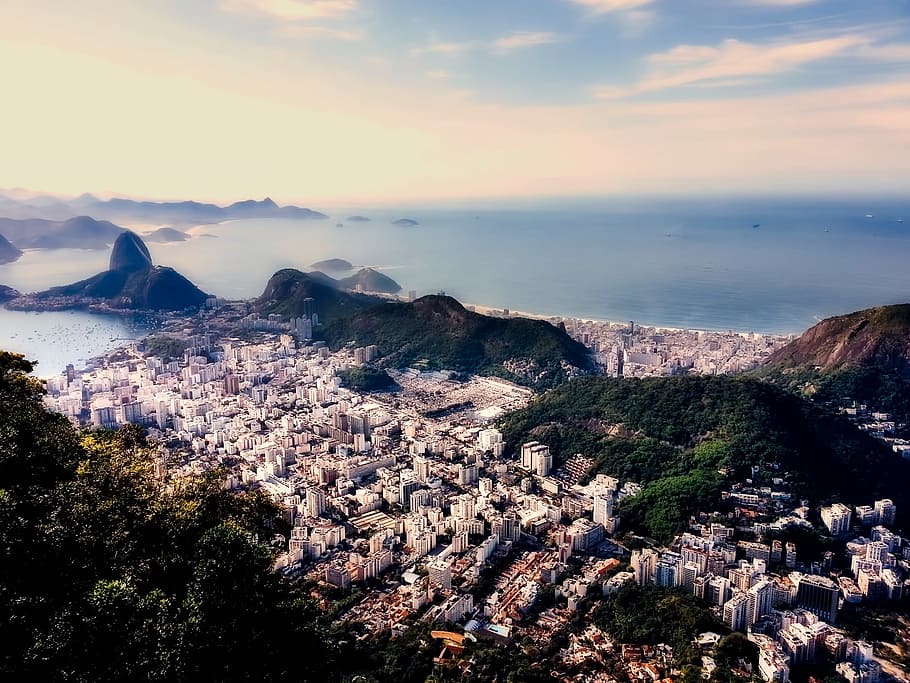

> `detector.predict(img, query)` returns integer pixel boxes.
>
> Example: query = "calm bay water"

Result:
[0,308,148,377]
[1,196,909,371]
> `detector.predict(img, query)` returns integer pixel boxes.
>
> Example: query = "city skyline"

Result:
[2,0,909,203]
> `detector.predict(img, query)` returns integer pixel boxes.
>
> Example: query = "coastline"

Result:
[0,286,795,380]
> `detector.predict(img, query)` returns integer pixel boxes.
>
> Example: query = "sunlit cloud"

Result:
[491,32,563,54]
[425,69,452,79]
[220,0,358,21]
[594,34,870,99]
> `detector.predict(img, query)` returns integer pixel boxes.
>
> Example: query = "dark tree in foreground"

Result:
[0,352,332,681]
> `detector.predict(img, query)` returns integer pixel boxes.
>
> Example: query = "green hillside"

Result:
[500,375,907,541]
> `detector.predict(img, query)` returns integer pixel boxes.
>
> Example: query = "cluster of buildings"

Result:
[628,489,907,682]
[558,318,788,377]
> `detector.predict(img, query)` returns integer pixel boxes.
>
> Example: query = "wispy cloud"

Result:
[566,0,656,37]
[412,32,563,59]
[409,41,474,57]
[593,33,871,99]
[425,69,452,80]
[491,32,563,54]
[567,0,654,14]
[220,0,358,21]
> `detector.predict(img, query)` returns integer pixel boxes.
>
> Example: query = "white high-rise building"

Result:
[874,499,896,526]
[820,503,852,536]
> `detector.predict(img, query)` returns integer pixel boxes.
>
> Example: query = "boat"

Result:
[752,224,760,229]
[865,213,874,219]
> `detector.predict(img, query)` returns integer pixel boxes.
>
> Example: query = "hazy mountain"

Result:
[0,234,22,264]
[0,189,328,225]
[336,268,402,294]
[0,216,125,249]
[392,218,418,226]
[310,258,354,271]
[82,196,328,225]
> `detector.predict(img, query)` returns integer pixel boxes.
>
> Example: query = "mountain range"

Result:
[0,216,124,249]
[0,191,327,225]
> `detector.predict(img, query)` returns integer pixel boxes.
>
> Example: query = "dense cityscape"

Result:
[34,301,909,683]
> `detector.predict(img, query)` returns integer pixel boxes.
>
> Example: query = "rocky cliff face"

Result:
[109,231,153,272]
[768,304,910,374]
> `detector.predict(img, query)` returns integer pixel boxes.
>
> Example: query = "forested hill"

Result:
[500,375,907,541]
[320,295,594,390]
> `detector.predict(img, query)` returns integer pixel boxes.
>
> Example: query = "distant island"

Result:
[0,216,124,249]
[7,231,208,312]
[310,258,354,272]
[392,218,418,227]
[0,233,22,264]
[346,215,370,222]
[143,227,188,243]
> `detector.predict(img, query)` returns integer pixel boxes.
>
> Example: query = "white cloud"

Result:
[491,32,563,54]
[594,34,871,99]
[567,0,654,13]
[425,69,452,79]
[220,0,358,21]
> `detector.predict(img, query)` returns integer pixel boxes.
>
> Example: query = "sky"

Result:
[1,0,909,204]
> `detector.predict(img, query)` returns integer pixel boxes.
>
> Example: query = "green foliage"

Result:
[0,351,332,681]
[714,632,759,671]
[755,364,910,424]
[501,375,909,539]
[338,366,399,392]
[592,583,723,661]
[621,469,724,543]
[143,334,187,361]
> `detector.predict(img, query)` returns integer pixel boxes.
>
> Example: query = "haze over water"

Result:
[1,196,909,374]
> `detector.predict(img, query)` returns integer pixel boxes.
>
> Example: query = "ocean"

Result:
[1,195,908,372]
